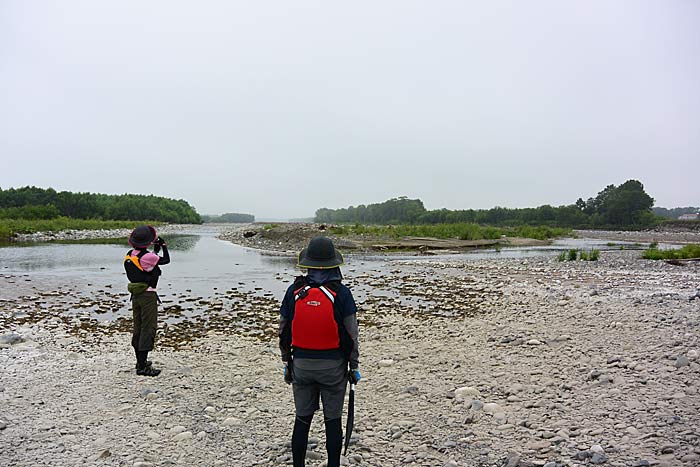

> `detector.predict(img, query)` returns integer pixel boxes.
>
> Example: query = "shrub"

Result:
[642,244,700,260]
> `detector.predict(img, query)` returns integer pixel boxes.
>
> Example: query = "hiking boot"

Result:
[135,360,152,370]
[137,365,161,377]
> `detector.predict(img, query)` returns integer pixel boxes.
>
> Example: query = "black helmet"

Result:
[128,225,157,248]
[297,236,344,269]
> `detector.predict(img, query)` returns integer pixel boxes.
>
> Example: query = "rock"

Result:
[590,444,605,455]
[688,349,698,360]
[204,406,216,413]
[169,426,187,436]
[482,402,502,414]
[97,449,111,459]
[173,431,193,442]
[378,359,395,367]
[0,420,6,430]
[306,451,323,460]
[145,392,159,401]
[526,439,551,451]
[470,400,484,411]
[0,332,23,345]
[675,355,690,368]
[591,452,608,464]
[503,452,520,467]
[222,417,241,426]
[526,339,542,345]
[134,463,154,467]
[454,386,480,401]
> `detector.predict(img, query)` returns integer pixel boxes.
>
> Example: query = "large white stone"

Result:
[483,403,502,414]
[454,386,480,401]
[173,431,193,442]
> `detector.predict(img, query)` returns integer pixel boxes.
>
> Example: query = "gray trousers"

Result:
[292,361,347,419]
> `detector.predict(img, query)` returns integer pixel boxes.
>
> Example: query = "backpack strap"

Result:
[318,285,336,303]
[124,249,150,272]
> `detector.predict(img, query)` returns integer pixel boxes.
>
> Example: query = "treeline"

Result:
[0,186,201,223]
[201,213,255,223]
[315,180,657,229]
[653,206,699,219]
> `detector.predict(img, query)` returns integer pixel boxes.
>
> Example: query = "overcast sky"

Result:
[1,1,698,219]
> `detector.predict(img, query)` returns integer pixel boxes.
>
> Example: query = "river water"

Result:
[0,226,665,318]
[0,226,664,289]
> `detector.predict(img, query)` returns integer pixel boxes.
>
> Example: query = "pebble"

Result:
[173,431,193,442]
[169,426,187,436]
[454,386,480,401]
[482,403,502,414]
[0,332,24,345]
[378,359,395,367]
[222,417,241,426]
[675,355,690,368]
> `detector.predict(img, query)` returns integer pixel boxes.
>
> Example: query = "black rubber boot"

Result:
[134,348,152,369]
[136,351,160,376]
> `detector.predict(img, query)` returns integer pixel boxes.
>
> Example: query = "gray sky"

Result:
[1,1,698,219]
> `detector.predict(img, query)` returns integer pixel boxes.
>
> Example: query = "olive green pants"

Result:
[131,292,158,352]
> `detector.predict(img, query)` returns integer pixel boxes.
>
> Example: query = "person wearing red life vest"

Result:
[124,225,170,376]
[278,236,360,467]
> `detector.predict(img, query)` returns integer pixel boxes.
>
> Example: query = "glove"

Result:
[348,368,361,384]
[284,362,293,385]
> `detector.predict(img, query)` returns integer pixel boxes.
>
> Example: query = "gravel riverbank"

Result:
[2,245,699,467]
[11,225,192,243]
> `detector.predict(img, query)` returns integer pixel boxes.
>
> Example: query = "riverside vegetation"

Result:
[315,180,659,230]
[0,186,201,240]
[642,244,700,260]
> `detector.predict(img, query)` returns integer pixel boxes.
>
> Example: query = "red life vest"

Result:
[291,285,340,350]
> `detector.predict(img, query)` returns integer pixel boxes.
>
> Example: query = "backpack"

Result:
[286,276,353,358]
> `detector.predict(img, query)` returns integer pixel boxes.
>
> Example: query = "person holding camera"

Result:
[124,225,170,376]
[278,236,360,467]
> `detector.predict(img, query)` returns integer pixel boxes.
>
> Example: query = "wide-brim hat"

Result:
[128,225,157,248]
[297,236,344,269]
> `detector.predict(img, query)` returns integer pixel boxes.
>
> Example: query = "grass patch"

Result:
[329,223,569,241]
[642,244,700,260]
[0,218,160,241]
[558,249,600,262]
